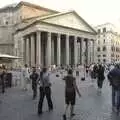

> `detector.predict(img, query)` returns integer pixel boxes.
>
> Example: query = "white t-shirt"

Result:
[22,67,29,78]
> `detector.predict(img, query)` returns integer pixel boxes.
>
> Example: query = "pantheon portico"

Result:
[14,11,96,67]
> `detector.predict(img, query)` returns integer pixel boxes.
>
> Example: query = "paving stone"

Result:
[0,71,120,120]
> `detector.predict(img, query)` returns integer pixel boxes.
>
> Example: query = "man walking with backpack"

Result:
[107,64,120,114]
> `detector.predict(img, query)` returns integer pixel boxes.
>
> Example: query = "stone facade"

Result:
[95,23,120,64]
[0,1,96,67]
[14,10,96,67]
[0,1,58,66]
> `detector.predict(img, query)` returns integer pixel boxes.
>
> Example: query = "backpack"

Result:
[112,76,120,89]
[108,74,120,90]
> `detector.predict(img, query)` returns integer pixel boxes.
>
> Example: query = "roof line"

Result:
[72,11,97,33]
[16,1,59,13]
[0,1,59,13]
[15,20,97,35]
[39,10,74,20]
[38,10,97,33]
[96,22,115,27]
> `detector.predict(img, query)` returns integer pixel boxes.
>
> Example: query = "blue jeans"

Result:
[112,87,120,110]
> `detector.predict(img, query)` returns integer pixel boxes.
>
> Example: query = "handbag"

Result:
[81,77,85,81]
[56,74,60,77]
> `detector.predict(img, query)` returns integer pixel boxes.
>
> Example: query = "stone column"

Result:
[51,39,54,64]
[74,36,78,65]
[21,37,25,65]
[89,40,92,64]
[80,38,85,65]
[92,40,95,63]
[26,37,30,65]
[57,33,61,66]
[87,40,91,65]
[66,35,69,65]
[77,42,80,64]
[47,32,52,66]
[36,31,41,66]
[30,34,35,66]
[23,38,26,64]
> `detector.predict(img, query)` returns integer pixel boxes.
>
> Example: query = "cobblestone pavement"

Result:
[0,71,120,120]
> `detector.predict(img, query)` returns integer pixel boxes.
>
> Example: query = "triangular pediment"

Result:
[41,11,96,33]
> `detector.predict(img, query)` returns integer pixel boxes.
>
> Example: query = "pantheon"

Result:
[0,1,97,67]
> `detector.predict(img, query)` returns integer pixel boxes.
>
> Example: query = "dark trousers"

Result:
[76,71,79,76]
[112,87,120,110]
[32,84,37,99]
[112,87,116,107]
[97,79,104,89]
[1,82,5,94]
[38,87,53,113]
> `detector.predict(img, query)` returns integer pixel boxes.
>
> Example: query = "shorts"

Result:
[65,90,76,105]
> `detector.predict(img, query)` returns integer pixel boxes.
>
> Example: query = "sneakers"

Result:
[63,114,66,120]
[97,88,102,92]
[38,111,43,116]
[71,113,75,117]
[38,108,53,116]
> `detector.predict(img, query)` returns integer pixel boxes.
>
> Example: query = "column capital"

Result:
[48,32,51,37]
[36,31,41,35]
[74,36,78,42]
[57,33,61,38]
[80,37,85,41]
[66,34,69,37]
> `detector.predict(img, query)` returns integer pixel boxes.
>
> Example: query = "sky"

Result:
[0,0,120,29]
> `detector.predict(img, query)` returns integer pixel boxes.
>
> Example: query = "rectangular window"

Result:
[98,40,100,44]
[103,59,106,63]
[103,39,105,43]
[103,46,106,51]
[103,55,106,57]
[97,47,100,52]
[98,29,101,33]
[103,27,106,33]
[98,59,100,62]
[98,55,101,57]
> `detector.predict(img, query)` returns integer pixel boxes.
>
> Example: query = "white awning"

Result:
[0,54,21,59]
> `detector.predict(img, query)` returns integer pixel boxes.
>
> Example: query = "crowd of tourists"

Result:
[1,63,120,119]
